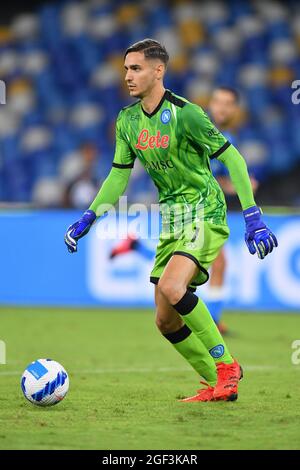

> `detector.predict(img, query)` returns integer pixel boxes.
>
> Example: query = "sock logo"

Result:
[209,344,224,359]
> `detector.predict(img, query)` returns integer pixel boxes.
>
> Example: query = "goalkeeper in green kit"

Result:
[64,39,278,402]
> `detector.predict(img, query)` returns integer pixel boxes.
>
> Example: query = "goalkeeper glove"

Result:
[64,210,96,253]
[243,206,278,259]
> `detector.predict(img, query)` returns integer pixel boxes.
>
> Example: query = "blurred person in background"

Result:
[207,87,259,334]
[63,142,101,209]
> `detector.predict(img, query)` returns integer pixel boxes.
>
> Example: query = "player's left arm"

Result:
[183,103,277,259]
[216,174,258,195]
[217,145,278,259]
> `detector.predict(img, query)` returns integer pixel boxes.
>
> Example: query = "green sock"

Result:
[163,324,217,385]
[173,291,233,365]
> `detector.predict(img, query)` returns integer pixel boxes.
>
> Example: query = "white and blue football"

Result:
[21,359,69,406]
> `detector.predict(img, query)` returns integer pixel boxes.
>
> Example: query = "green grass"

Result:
[0,307,300,450]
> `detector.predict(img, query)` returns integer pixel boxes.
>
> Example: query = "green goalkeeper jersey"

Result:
[112,89,230,225]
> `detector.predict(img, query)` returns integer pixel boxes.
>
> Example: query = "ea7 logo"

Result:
[0,80,6,104]
[291,340,300,365]
[291,80,300,105]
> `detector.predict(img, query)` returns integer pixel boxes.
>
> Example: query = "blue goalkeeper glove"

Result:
[243,206,278,259]
[64,210,96,253]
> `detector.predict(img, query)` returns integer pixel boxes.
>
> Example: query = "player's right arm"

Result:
[64,111,135,253]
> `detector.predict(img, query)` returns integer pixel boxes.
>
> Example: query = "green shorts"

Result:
[150,220,230,291]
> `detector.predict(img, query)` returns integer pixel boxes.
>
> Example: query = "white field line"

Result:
[0,364,289,377]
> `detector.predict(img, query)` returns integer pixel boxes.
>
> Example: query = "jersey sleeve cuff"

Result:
[209,141,231,159]
[112,162,134,169]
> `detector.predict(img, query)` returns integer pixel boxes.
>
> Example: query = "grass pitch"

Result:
[0,307,300,450]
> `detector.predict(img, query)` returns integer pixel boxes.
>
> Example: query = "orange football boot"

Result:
[180,381,215,402]
[213,359,243,401]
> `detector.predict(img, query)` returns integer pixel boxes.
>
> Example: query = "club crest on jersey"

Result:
[161,109,171,124]
[135,129,169,150]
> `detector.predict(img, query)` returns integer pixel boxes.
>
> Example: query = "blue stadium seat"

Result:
[0,0,299,204]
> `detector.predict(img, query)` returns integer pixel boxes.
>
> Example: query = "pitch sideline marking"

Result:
[0,364,287,377]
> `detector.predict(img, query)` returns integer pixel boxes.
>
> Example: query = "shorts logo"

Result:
[209,344,224,359]
[161,109,171,124]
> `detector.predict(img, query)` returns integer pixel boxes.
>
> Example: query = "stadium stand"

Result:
[0,0,299,206]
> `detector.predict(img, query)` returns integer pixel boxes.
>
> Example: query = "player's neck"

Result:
[141,86,166,115]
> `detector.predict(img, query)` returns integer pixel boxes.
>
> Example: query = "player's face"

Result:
[209,90,238,127]
[124,51,164,98]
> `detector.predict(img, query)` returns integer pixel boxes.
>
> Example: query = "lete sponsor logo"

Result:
[135,129,169,150]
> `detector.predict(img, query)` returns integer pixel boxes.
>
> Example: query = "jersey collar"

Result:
[141,89,171,118]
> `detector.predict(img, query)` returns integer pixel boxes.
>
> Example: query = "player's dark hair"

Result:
[124,39,169,66]
[215,86,240,103]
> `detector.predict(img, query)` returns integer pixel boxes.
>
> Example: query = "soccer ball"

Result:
[21,359,69,406]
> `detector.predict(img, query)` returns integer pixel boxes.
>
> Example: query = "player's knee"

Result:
[155,310,183,334]
[157,278,185,305]
[155,313,169,333]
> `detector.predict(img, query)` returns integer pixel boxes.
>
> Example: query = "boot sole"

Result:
[214,392,238,401]
[227,393,238,401]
